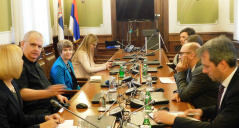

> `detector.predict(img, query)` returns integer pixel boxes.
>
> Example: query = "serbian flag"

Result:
[69,0,80,42]
[58,0,64,41]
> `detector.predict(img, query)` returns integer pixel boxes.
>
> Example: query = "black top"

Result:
[66,63,78,90]
[14,55,54,115]
[0,80,45,128]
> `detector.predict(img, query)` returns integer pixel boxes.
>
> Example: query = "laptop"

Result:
[91,93,118,104]
[109,68,119,75]
[143,61,160,65]
[113,61,127,66]
[123,55,135,59]
[139,92,169,105]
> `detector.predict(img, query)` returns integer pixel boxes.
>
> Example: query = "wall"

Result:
[50,0,111,36]
[169,0,234,33]
[0,0,13,44]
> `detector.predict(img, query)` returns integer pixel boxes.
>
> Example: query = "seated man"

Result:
[172,43,219,108]
[15,31,68,115]
[173,27,196,66]
[154,36,239,128]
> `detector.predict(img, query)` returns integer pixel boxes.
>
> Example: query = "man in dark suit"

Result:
[172,43,219,108]
[154,36,239,128]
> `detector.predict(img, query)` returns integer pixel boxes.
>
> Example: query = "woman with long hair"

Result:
[72,34,112,78]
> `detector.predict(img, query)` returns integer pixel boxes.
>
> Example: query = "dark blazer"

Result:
[0,80,45,128]
[174,68,239,128]
[174,61,219,108]
[50,56,78,90]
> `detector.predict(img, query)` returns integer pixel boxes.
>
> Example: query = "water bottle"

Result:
[109,76,114,91]
[141,115,151,128]
[143,64,148,78]
[119,64,125,78]
[146,74,152,88]
[99,91,106,111]
[144,95,151,112]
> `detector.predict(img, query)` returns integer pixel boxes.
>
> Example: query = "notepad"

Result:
[90,76,102,83]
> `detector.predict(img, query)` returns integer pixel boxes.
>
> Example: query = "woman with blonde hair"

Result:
[0,44,63,128]
[72,34,112,78]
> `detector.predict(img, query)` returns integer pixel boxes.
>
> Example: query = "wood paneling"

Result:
[111,0,169,52]
[168,32,234,52]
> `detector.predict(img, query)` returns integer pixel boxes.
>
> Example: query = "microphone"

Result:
[120,100,155,127]
[50,100,63,108]
[50,100,99,128]
[141,33,155,52]
[98,100,118,120]
[117,41,128,49]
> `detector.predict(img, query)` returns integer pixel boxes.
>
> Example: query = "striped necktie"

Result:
[217,84,225,114]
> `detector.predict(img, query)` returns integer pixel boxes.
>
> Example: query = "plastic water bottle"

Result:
[141,115,151,128]
[99,91,106,111]
[119,64,125,78]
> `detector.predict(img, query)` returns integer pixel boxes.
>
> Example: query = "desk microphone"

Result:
[98,100,118,120]
[120,100,155,128]
[50,100,99,128]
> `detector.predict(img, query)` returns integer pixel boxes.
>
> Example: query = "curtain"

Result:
[234,0,239,40]
[12,0,52,45]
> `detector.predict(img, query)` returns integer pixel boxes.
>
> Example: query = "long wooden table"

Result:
[59,49,193,127]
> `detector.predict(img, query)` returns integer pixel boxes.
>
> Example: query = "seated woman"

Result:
[0,44,64,128]
[50,40,80,90]
[72,34,112,78]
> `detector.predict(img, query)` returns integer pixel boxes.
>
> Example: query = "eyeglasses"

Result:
[178,52,191,56]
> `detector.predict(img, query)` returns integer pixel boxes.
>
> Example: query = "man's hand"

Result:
[175,56,189,72]
[46,84,66,97]
[56,94,68,103]
[153,111,176,125]
[171,93,181,102]
[181,109,203,120]
[45,114,64,124]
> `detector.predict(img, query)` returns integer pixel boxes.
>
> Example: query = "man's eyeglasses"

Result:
[178,52,191,56]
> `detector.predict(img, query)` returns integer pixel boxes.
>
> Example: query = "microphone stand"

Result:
[51,100,99,128]
[119,100,155,128]
[98,100,118,120]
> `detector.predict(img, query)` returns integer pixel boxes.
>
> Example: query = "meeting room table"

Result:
[58,49,194,127]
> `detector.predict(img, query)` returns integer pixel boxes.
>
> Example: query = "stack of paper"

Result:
[159,77,176,83]
[90,76,102,83]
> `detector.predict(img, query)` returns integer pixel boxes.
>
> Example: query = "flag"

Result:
[69,0,80,42]
[58,0,64,41]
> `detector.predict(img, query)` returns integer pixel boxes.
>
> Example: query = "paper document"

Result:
[56,120,76,128]
[159,77,175,83]
[149,111,199,123]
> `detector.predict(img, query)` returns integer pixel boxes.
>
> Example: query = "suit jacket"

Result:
[174,61,219,108]
[174,68,239,128]
[0,80,45,128]
[50,56,76,90]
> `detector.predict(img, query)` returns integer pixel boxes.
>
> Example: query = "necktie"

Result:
[217,84,225,114]
[186,69,192,84]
